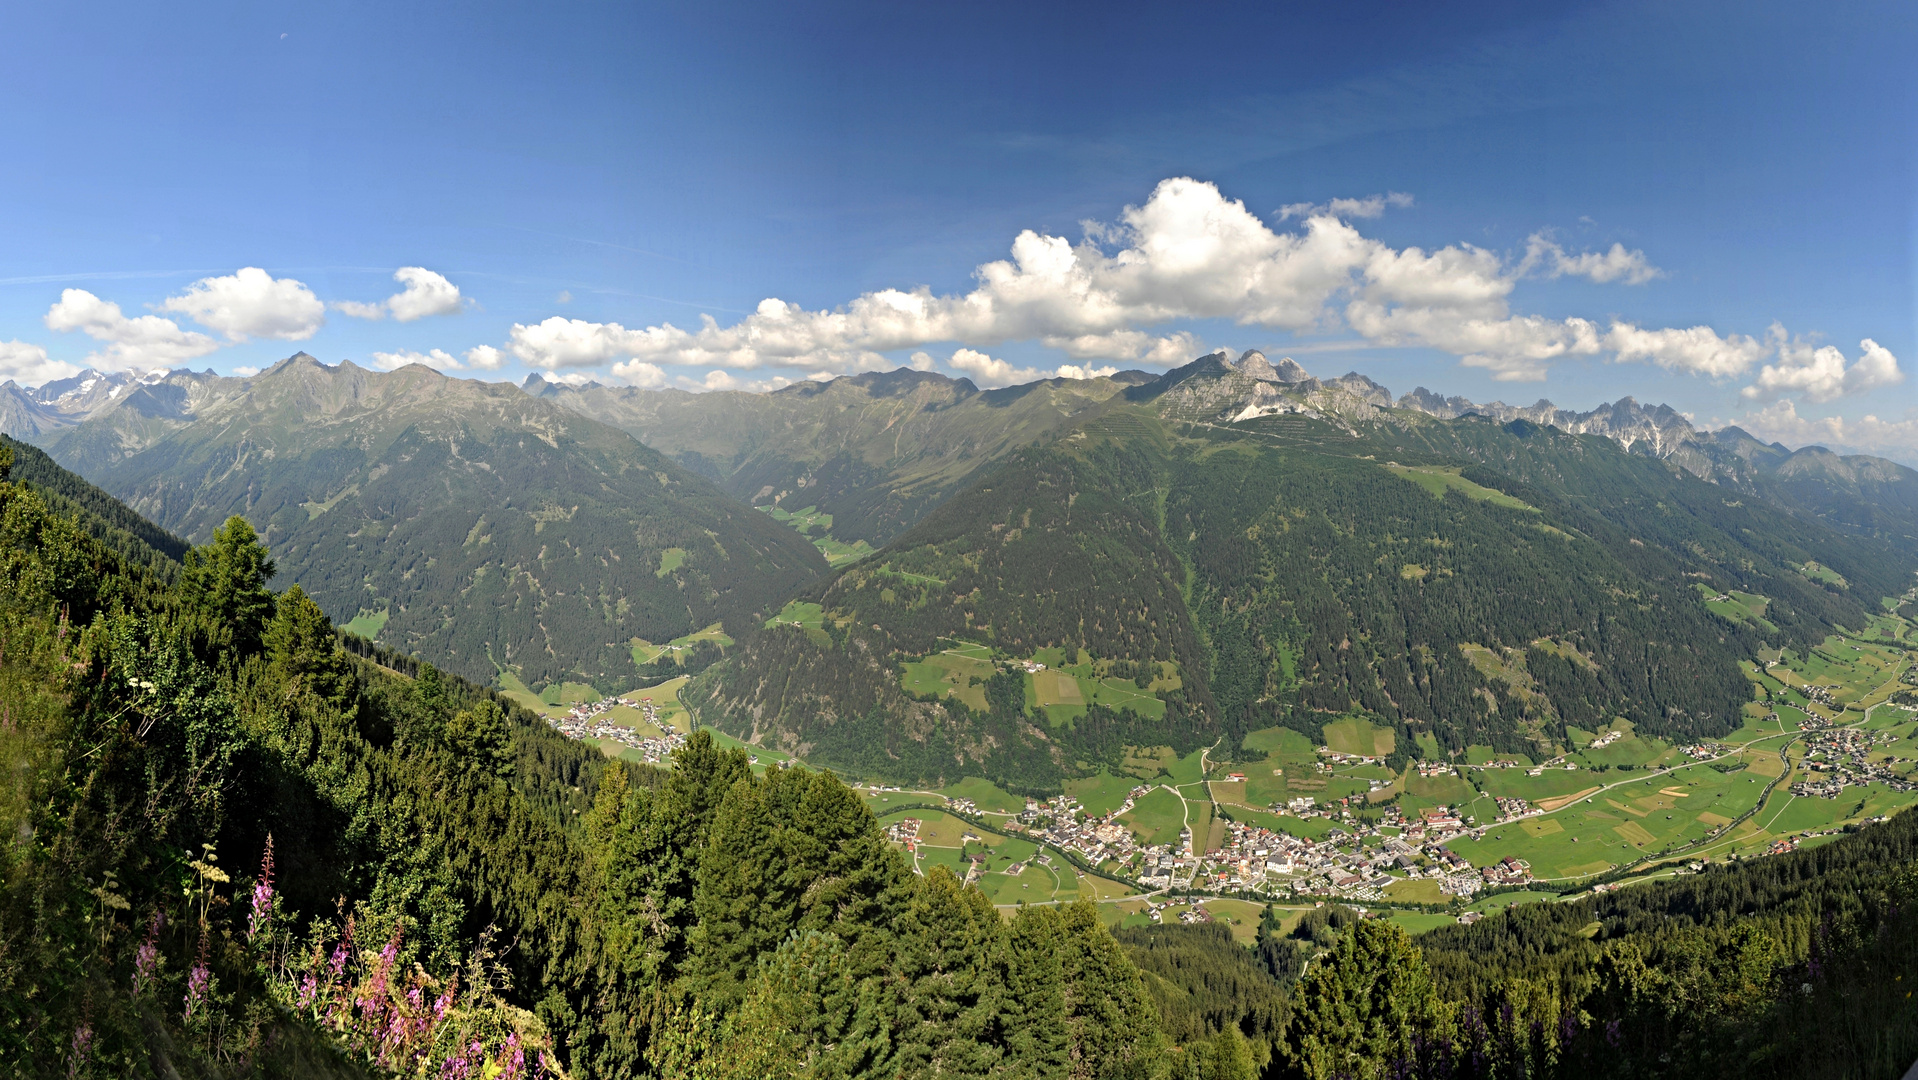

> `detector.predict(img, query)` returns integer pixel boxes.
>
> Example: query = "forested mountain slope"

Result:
[525,367,1150,547]
[34,355,826,690]
[0,442,1183,1079]
[692,354,1910,786]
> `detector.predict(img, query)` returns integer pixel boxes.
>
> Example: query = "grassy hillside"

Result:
[41,355,827,691]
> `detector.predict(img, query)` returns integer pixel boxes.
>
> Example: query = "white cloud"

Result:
[233,366,261,377]
[610,359,666,388]
[1278,192,1414,220]
[1605,323,1769,378]
[45,289,220,370]
[463,345,505,370]
[946,348,1117,388]
[1521,233,1661,284]
[685,369,793,393]
[160,268,324,341]
[1729,399,1918,461]
[1743,331,1903,402]
[907,351,937,372]
[336,267,465,323]
[370,348,466,372]
[0,340,79,385]
[488,178,1873,388]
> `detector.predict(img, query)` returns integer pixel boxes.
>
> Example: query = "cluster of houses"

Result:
[1680,742,1730,760]
[541,694,688,763]
[1799,684,1841,710]
[1790,725,1915,799]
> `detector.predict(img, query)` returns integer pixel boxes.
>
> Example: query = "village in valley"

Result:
[505,607,1918,934]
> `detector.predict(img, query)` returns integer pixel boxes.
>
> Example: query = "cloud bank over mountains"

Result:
[0,178,1901,452]
[495,177,1896,398]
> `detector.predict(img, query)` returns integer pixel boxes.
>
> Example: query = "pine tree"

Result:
[265,584,358,710]
[1281,920,1440,1080]
[893,866,1009,1078]
[181,515,276,658]
[689,772,795,1009]
[1058,900,1165,1079]
[1004,906,1069,1078]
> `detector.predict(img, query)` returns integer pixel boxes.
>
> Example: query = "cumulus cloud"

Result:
[610,359,666,388]
[1742,329,1903,402]
[159,268,324,341]
[463,345,505,370]
[45,289,220,370]
[1605,323,1769,378]
[1521,233,1661,284]
[233,366,261,378]
[1729,399,1918,462]
[946,347,1118,388]
[336,267,465,322]
[484,177,1865,391]
[0,340,80,385]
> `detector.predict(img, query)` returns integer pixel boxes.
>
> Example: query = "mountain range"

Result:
[16,355,825,690]
[13,348,1918,771]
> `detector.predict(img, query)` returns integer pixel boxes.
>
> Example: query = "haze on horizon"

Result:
[0,1,1912,458]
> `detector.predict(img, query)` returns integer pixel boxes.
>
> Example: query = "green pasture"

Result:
[1448,761,1772,879]
[1694,584,1776,631]
[1799,561,1848,588]
[1166,748,1208,786]
[340,608,388,640]
[655,547,686,577]
[1201,898,1268,945]
[1468,891,1561,914]
[1243,725,1317,759]
[1475,767,1603,801]
[1026,664,1166,723]
[900,651,993,710]
[939,776,1025,815]
[1387,911,1461,936]
[1404,769,1479,805]
[631,622,734,667]
[1118,787,1187,846]
[1323,716,1395,757]
[1384,463,1534,512]
[764,601,831,645]
[1065,771,1137,817]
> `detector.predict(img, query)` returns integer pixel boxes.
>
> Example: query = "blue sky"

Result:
[2,1,1914,455]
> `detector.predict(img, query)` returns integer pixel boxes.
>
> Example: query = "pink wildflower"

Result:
[247,835,276,943]
[183,930,211,1020]
[66,1023,93,1079]
[131,910,164,995]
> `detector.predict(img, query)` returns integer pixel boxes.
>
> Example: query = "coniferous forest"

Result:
[9,409,1918,1078]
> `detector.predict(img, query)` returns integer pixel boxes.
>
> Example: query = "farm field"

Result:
[899,649,994,711]
[1322,716,1395,757]
[1117,787,1187,847]
[631,622,733,668]
[1447,758,1778,879]
[1066,771,1138,817]
[763,601,830,644]
[623,676,691,731]
[339,608,388,640]
[1386,911,1461,935]
[757,504,876,567]
[940,776,1025,815]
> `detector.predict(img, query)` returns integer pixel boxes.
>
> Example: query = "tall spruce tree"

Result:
[181,515,276,658]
